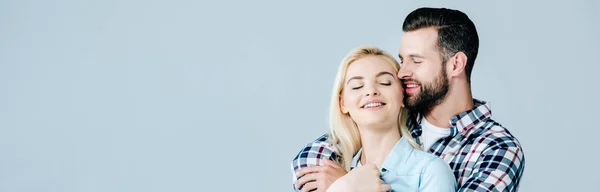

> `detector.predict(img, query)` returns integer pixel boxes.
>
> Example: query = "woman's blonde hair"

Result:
[328,46,421,170]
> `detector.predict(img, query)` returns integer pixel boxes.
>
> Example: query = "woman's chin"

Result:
[356,119,396,130]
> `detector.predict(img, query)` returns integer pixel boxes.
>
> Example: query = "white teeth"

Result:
[406,84,418,88]
[364,102,383,108]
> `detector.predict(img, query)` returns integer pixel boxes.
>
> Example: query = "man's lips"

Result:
[403,81,420,93]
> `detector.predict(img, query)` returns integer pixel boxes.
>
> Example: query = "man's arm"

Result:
[458,140,525,192]
[290,134,337,191]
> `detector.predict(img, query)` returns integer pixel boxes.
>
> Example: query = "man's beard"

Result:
[403,68,450,114]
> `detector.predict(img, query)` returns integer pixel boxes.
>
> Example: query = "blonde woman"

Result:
[293,46,456,192]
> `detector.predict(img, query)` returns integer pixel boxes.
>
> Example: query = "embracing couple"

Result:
[290,7,525,192]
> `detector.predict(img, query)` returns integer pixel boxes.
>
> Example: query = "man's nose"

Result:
[398,66,413,79]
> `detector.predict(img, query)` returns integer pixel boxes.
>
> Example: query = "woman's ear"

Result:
[340,96,348,114]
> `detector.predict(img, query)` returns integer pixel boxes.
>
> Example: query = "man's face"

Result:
[398,27,450,113]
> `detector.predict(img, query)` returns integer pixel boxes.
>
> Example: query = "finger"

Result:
[315,182,327,192]
[379,184,392,192]
[299,181,318,192]
[296,166,323,178]
[323,159,342,169]
[296,172,318,189]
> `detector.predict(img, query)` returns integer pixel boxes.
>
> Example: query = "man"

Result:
[291,7,525,192]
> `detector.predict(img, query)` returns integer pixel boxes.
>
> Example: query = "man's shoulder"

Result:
[471,118,523,152]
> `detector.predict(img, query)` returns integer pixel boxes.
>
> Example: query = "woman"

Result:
[324,46,456,191]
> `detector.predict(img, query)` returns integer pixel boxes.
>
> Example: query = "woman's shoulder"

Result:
[384,140,448,175]
[417,154,457,191]
[409,149,453,173]
[404,149,456,191]
[407,148,442,165]
[381,144,456,191]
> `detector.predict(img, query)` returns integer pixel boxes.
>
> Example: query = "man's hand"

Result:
[327,163,391,192]
[295,159,347,192]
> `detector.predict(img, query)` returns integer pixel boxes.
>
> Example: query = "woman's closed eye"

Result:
[351,85,364,90]
[351,81,390,89]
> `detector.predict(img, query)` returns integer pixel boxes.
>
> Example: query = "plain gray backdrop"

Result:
[1,0,599,191]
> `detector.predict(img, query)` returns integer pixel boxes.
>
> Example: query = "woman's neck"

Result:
[358,125,401,169]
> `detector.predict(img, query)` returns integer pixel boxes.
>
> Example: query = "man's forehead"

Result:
[399,29,438,57]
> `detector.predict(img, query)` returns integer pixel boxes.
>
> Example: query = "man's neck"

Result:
[358,125,400,169]
[425,83,474,128]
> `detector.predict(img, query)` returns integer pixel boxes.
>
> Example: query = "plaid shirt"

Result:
[290,99,525,191]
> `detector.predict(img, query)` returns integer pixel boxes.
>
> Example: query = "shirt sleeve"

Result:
[290,134,336,192]
[458,141,525,192]
[419,157,457,192]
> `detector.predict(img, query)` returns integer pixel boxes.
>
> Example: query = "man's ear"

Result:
[450,51,468,77]
[340,96,349,114]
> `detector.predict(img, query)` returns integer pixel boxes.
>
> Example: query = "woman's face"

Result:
[340,55,404,129]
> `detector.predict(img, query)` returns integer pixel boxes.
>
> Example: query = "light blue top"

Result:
[351,137,457,192]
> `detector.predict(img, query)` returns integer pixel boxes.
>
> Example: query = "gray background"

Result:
[1,0,598,191]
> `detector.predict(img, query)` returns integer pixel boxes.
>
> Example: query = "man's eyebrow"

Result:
[398,53,425,59]
[409,54,425,58]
